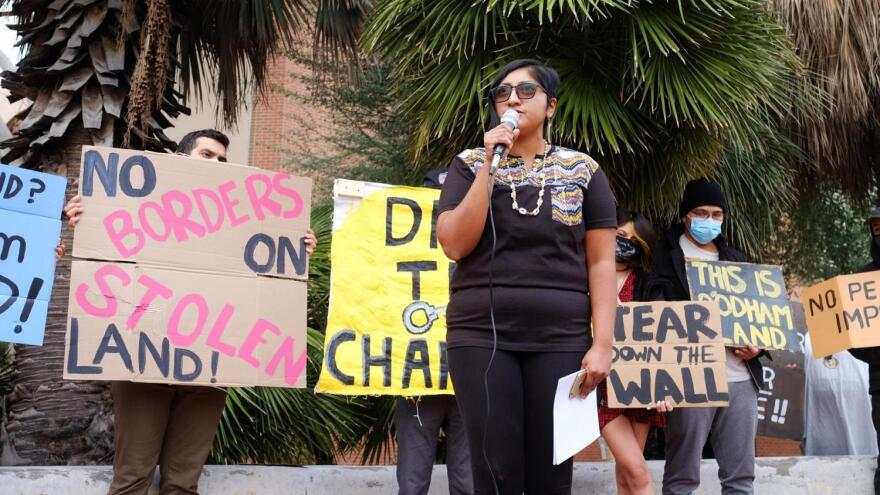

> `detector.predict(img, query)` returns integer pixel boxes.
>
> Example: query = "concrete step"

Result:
[1,456,874,494]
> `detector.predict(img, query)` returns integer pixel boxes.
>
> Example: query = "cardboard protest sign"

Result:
[755,301,806,440]
[608,301,729,408]
[0,164,67,345]
[803,271,880,357]
[686,260,798,351]
[757,348,805,440]
[64,146,311,387]
[316,179,452,396]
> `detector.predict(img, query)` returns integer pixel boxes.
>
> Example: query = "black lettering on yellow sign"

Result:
[324,329,450,390]
[385,196,440,249]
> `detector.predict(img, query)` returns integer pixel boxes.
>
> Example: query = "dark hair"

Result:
[616,207,656,270]
[176,129,230,154]
[486,59,560,131]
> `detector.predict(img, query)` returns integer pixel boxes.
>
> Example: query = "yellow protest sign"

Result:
[316,179,453,395]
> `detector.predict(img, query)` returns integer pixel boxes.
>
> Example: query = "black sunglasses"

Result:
[490,82,545,103]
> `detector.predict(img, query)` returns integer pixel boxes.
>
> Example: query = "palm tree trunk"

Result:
[2,125,113,465]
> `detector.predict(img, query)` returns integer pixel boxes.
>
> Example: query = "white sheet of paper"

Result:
[553,370,600,465]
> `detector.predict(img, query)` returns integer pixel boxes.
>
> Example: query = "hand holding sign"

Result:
[303,229,317,256]
[733,344,760,360]
[647,400,675,412]
[63,194,83,226]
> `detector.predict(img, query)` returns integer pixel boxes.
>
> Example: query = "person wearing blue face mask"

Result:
[646,178,767,495]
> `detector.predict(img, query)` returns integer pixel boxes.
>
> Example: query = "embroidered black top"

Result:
[438,146,617,351]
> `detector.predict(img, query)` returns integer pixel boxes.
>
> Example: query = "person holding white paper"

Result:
[437,59,617,494]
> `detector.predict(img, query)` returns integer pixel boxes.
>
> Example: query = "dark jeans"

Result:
[448,347,583,495]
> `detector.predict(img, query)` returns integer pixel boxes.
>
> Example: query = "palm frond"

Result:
[363,0,815,256]
[313,0,371,64]
[176,0,311,126]
[772,0,880,197]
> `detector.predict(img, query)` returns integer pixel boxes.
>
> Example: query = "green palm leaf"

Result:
[363,0,821,256]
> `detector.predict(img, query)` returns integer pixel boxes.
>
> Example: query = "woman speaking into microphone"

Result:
[436,59,618,494]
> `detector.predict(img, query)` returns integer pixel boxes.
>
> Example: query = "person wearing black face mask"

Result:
[849,207,880,493]
[597,208,672,495]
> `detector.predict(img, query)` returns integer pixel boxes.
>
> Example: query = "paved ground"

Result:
[1,456,875,494]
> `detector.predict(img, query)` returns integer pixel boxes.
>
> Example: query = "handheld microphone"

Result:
[488,109,520,175]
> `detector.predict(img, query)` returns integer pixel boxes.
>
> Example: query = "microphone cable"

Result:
[482,160,501,495]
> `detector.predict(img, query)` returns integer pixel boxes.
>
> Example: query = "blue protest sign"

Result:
[0,164,67,345]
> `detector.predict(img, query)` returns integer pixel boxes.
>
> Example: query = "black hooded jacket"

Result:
[645,224,768,391]
[848,238,880,393]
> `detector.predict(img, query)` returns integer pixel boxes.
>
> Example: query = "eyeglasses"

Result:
[490,82,545,103]
[689,208,724,221]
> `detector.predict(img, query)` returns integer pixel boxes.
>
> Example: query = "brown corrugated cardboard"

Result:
[64,146,310,387]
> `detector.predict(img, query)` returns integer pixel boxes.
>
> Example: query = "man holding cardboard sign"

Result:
[63,130,317,495]
[648,178,766,495]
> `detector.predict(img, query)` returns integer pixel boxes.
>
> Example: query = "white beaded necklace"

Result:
[509,142,551,216]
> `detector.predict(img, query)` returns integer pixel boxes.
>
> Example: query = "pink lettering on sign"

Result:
[265,336,308,385]
[104,209,145,258]
[98,174,307,258]
[139,201,171,242]
[160,189,207,242]
[74,262,306,386]
[218,180,250,227]
[245,174,282,221]
[75,264,131,317]
[273,172,304,219]
[167,293,210,347]
[205,304,237,357]
[238,318,279,368]
[192,188,225,234]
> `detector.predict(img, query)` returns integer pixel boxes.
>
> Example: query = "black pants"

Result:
[448,347,584,495]
[873,393,880,493]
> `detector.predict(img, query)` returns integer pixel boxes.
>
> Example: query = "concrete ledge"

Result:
[1,456,874,494]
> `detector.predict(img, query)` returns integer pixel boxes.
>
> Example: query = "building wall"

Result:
[248,51,341,199]
[162,80,254,167]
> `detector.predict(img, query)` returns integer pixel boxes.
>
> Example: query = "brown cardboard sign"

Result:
[803,272,880,357]
[64,146,311,387]
[608,301,729,408]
